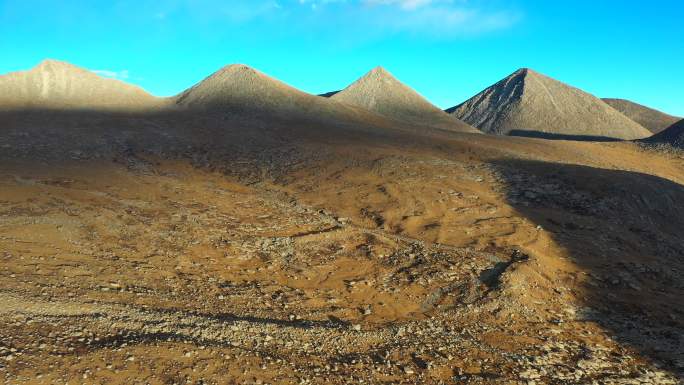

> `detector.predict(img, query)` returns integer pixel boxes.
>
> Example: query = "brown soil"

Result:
[0,107,682,384]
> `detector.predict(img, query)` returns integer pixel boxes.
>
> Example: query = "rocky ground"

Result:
[0,112,683,384]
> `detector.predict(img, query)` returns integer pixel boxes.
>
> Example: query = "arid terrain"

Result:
[448,69,652,140]
[0,61,683,384]
[602,99,680,134]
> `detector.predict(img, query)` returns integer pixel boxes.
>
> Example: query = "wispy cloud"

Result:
[93,69,130,80]
[363,0,436,10]
[148,0,521,39]
[297,0,521,37]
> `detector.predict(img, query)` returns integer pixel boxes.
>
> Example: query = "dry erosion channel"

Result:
[0,60,683,384]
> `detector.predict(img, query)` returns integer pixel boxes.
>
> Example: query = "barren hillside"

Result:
[646,118,684,147]
[175,64,317,114]
[0,60,161,111]
[448,69,652,140]
[603,98,680,134]
[328,67,479,133]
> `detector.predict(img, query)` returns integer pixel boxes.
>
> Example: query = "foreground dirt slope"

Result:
[0,110,683,384]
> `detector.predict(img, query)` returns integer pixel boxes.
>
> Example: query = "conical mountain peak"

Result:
[34,58,74,68]
[512,67,529,76]
[344,66,402,90]
[500,68,545,89]
[448,68,651,140]
[515,67,538,76]
[223,63,252,71]
[214,63,261,77]
[29,59,91,77]
[500,68,549,87]
[174,63,471,129]
[329,67,478,133]
[194,64,270,87]
[34,59,63,69]
[175,63,311,112]
[364,66,393,78]
[0,59,158,110]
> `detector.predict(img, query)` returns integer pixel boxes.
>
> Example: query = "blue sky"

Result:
[1,0,682,115]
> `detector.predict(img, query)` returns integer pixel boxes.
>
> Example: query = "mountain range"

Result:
[1,59,683,383]
[0,59,680,145]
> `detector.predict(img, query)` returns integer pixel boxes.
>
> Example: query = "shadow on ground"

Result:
[490,159,684,378]
[507,130,625,142]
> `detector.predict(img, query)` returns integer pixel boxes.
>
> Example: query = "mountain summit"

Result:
[175,64,313,114]
[328,66,478,133]
[173,63,449,134]
[447,68,651,140]
[0,59,158,111]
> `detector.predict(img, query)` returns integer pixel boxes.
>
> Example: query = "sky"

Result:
[1,0,682,115]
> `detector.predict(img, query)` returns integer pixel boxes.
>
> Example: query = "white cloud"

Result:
[148,0,520,38]
[301,0,452,11]
[364,0,436,10]
[93,69,130,80]
[297,0,520,37]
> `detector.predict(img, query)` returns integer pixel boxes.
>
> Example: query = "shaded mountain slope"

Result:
[646,119,684,147]
[603,98,680,134]
[447,69,651,140]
